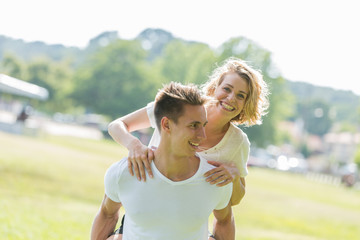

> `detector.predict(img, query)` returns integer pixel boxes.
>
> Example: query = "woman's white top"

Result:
[146,102,249,177]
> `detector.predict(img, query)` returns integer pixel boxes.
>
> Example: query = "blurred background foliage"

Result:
[2,29,360,240]
[1,28,359,150]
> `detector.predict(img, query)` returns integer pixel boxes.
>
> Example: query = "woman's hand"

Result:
[127,139,155,181]
[204,161,240,187]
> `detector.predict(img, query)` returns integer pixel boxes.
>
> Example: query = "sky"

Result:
[1,0,359,95]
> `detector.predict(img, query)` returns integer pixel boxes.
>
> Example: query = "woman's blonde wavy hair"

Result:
[202,57,269,126]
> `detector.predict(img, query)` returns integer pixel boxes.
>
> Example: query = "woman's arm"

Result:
[108,107,154,181]
[204,161,246,206]
[230,177,245,206]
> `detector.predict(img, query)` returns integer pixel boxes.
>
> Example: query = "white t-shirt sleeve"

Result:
[242,136,250,176]
[224,126,250,177]
[146,101,161,147]
[104,158,127,203]
[146,101,157,129]
[232,134,250,177]
[215,183,233,210]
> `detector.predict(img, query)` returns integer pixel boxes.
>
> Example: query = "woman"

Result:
[107,57,269,238]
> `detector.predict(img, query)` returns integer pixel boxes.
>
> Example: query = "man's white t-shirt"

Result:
[105,157,233,240]
[146,101,250,177]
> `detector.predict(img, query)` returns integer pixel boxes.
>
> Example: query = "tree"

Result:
[73,40,159,119]
[136,28,174,61]
[297,100,332,136]
[27,58,75,113]
[0,54,28,102]
[158,40,216,85]
[0,54,74,113]
[1,54,26,79]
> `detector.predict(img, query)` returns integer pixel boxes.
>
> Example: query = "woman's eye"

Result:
[237,94,245,99]
[223,87,231,92]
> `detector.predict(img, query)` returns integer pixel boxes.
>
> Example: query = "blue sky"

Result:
[1,0,359,95]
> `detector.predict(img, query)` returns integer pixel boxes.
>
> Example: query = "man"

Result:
[91,82,234,240]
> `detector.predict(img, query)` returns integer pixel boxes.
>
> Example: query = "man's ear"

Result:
[160,117,171,133]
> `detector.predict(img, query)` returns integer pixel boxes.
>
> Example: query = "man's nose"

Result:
[198,127,206,140]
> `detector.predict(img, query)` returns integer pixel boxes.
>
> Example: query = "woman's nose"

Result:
[228,92,236,102]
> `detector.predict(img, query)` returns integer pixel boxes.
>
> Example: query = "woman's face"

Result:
[213,72,249,119]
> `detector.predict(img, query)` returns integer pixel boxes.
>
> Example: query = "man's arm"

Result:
[91,194,122,240]
[212,203,235,240]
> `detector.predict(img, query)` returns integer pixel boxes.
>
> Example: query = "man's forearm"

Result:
[212,212,235,240]
[91,210,119,240]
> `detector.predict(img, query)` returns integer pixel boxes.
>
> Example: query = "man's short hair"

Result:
[154,82,207,130]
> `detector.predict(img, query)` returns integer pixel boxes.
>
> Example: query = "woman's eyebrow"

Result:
[225,83,248,95]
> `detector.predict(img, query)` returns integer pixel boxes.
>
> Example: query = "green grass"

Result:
[233,169,360,240]
[1,131,359,239]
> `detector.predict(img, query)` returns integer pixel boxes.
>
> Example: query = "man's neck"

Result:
[153,144,200,182]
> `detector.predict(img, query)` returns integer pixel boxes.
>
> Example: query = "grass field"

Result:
[1,131,359,240]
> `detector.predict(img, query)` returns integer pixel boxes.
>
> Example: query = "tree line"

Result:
[1,29,359,152]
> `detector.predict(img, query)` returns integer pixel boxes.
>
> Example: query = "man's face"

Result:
[168,104,207,157]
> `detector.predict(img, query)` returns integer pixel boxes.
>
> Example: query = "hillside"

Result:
[286,80,359,123]
[0,35,82,62]
[0,29,177,64]
[1,29,358,125]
